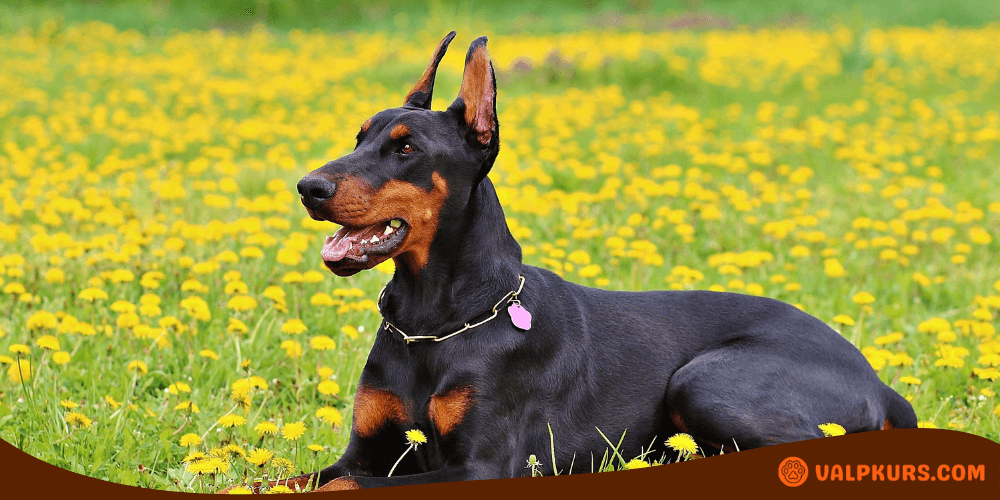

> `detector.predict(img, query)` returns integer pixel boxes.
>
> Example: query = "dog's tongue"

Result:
[321,228,364,262]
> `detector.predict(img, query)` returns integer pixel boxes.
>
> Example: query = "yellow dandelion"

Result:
[59,400,79,409]
[317,380,340,396]
[247,448,274,467]
[266,485,293,494]
[255,421,279,436]
[280,340,302,358]
[665,433,698,457]
[227,295,258,312]
[307,444,323,453]
[36,335,60,351]
[818,423,846,437]
[179,433,203,447]
[832,314,855,326]
[227,486,253,495]
[341,325,359,339]
[624,459,651,469]
[281,421,306,441]
[309,335,336,351]
[227,318,249,334]
[8,359,31,382]
[65,411,93,428]
[26,311,58,330]
[9,344,30,355]
[405,429,427,446]
[851,292,875,305]
[218,414,247,428]
[281,319,307,334]
[199,349,219,360]
[126,360,148,375]
[315,406,343,427]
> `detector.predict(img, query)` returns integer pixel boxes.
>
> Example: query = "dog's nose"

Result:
[297,175,337,209]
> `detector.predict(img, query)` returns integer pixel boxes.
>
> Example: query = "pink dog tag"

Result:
[508,303,532,330]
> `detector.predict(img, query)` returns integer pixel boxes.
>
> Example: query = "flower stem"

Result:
[387,444,413,477]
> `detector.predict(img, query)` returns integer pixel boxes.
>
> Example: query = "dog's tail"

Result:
[882,385,918,429]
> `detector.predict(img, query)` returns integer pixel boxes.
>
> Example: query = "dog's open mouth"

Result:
[321,218,409,273]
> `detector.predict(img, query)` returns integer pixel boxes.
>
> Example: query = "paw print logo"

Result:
[778,457,808,487]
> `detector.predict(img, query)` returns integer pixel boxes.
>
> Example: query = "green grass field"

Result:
[0,0,998,492]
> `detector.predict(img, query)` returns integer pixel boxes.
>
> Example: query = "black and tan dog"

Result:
[270,32,916,491]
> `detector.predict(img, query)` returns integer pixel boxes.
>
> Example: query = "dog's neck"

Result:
[381,177,522,338]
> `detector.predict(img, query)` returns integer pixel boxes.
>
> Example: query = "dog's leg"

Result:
[664,344,897,450]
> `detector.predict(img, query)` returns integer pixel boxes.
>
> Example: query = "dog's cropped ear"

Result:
[454,36,497,147]
[404,31,457,109]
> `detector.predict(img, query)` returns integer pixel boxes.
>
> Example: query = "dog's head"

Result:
[297,32,499,277]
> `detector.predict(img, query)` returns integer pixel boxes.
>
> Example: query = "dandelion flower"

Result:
[182,451,207,463]
[315,406,343,426]
[280,340,302,358]
[281,421,306,441]
[307,444,323,452]
[271,458,295,475]
[227,318,249,334]
[255,421,279,436]
[310,293,336,306]
[26,311,58,330]
[832,314,855,326]
[341,325,359,339]
[65,411,93,428]
[266,485,293,494]
[175,401,200,413]
[126,360,148,375]
[851,292,875,305]
[227,295,258,312]
[180,433,203,447]
[317,380,340,396]
[218,414,247,428]
[227,486,253,494]
[819,423,846,437]
[405,429,427,446]
[9,344,30,355]
[247,448,274,467]
[310,336,336,351]
[199,349,219,360]
[54,350,75,367]
[624,459,651,469]
[36,335,60,351]
[8,359,31,382]
[281,319,307,334]
[59,400,79,409]
[665,433,698,457]
[168,382,192,394]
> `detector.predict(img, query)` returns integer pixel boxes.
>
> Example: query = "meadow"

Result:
[0,3,999,493]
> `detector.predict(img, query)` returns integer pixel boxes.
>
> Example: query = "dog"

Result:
[250,32,917,491]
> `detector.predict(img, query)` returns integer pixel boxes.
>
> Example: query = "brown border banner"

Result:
[1,429,996,498]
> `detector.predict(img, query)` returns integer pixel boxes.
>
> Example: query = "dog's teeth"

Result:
[384,226,393,235]
[371,235,379,243]
[390,219,402,228]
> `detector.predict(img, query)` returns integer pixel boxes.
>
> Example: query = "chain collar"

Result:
[376,275,525,344]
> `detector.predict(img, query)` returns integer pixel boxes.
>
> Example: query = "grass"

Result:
[0,2,999,493]
[2,0,1000,35]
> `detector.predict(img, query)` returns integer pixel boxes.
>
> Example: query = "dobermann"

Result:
[264,32,917,491]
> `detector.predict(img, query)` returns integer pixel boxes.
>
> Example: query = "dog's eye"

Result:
[399,144,415,155]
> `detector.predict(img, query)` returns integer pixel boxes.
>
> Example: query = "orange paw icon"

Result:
[778,457,808,487]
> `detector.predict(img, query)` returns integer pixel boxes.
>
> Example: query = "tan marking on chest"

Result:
[428,385,474,437]
[352,385,409,438]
